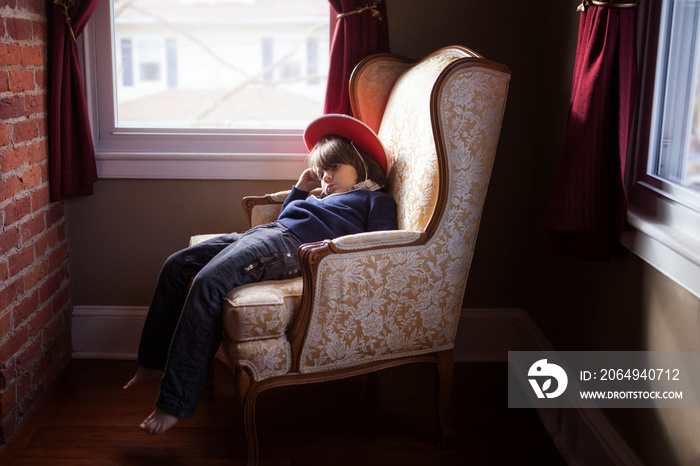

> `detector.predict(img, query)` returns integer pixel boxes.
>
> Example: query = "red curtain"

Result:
[541,2,637,260]
[47,0,100,202]
[324,0,390,115]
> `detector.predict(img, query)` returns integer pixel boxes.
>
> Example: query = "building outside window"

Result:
[110,0,329,130]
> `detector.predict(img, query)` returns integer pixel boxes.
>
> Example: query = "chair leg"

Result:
[435,349,456,449]
[235,368,259,466]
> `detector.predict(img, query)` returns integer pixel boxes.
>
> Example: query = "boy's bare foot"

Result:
[140,408,179,435]
[123,366,162,390]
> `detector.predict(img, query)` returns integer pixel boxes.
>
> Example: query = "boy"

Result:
[125,114,397,434]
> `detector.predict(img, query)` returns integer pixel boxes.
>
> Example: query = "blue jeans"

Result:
[137,222,303,418]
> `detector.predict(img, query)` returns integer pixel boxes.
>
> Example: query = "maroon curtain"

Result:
[48,0,100,202]
[541,2,637,260]
[324,0,390,115]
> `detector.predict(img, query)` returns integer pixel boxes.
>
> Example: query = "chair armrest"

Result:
[242,190,291,228]
[242,188,322,228]
[329,230,425,252]
[287,229,429,369]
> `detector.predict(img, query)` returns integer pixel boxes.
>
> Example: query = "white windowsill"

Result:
[96,152,309,180]
[619,209,700,300]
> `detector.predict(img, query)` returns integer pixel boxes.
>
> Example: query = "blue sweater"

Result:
[277,186,397,244]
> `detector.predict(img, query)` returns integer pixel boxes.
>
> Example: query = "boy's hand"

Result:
[295,168,321,192]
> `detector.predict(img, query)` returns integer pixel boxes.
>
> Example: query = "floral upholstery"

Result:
[220,325,292,382]
[350,57,413,133]
[195,46,510,384]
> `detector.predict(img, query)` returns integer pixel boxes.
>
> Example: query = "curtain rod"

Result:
[577,0,640,12]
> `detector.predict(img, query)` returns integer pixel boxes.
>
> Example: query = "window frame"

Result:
[622,0,700,299]
[81,0,333,180]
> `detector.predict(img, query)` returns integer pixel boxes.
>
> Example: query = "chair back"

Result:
[352,47,471,233]
[350,46,508,239]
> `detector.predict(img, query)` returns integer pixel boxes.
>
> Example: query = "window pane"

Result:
[655,1,700,193]
[113,0,329,130]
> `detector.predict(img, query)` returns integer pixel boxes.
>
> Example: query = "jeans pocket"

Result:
[244,251,300,281]
[241,226,302,282]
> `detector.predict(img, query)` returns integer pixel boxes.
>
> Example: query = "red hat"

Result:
[303,114,391,175]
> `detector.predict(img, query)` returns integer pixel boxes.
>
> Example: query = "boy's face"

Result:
[320,163,359,195]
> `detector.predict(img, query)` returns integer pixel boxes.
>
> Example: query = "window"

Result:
[624,0,700,298]
[81,0,331,179]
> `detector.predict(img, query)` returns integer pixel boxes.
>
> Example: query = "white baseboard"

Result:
[70,305,522,361]
[71,305,642,465]
[72,306,147,360]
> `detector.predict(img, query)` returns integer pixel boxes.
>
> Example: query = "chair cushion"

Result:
[221,277,303,342]
[189,233,224,247]
[222,337,291,382]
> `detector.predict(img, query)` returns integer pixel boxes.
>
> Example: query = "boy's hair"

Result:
[308,135,387,187]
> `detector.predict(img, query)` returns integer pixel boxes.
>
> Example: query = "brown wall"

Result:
[65,179,293,306]
[0,1,72,444]
[387,0,579,309]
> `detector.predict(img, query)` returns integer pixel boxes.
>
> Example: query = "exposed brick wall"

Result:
[0,1,73,445]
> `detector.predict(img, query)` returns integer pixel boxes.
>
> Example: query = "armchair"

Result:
[192,45,510,466]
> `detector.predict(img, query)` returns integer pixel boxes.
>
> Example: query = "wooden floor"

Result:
[1,359,566,465]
